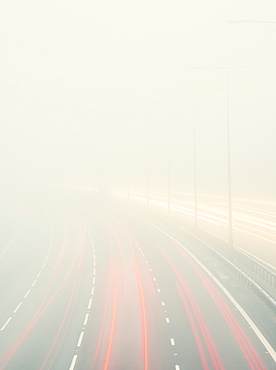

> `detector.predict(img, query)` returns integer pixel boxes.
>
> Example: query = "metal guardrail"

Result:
[116,195,276,309]
[234,245,276,289]
[152,214,276,308]
[194,228,276,309]
[256,264,276,287]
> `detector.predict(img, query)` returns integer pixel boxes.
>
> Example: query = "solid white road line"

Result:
[142,219,276,362]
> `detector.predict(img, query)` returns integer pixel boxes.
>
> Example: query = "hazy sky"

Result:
[1,1,276,198]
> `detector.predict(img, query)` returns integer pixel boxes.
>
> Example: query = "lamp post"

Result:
[189,65,266,250]
[193,91,198,231]
[228,19,276,24]
[191,66,233,249]
[145,121,149,206]
[127,170,130,201]
[167,120,171,215]
[226,68,233,248]
[166,87,222,229]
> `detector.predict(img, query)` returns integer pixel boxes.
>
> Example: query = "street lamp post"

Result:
[226,68,233,249]
[228,19,276,24]
[193,91,198,231]
[127,172,130,201]
[166,87,222,229]
[190,65,265,251]
[167,121,171,215]
[145,121,149,206]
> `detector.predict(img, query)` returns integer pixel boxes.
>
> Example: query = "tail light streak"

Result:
[1,220,86,367]
[135,262,149,370]
[172,242,266,370]
[103,263,118,370]
[157,243,224,370]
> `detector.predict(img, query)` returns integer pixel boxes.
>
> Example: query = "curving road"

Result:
[116,190,276,268]
[0,188,275,369]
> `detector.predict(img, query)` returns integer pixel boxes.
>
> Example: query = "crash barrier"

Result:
[195,228,276,309]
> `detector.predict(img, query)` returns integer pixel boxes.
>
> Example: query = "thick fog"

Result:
[1,1,276,200]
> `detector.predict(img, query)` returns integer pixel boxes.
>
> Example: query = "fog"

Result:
[1,0,276,200]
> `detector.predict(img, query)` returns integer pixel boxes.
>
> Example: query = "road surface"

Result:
[0,188,275,369]
[116,190,276,268]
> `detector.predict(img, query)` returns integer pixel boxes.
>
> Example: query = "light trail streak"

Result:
[94,263,113,361]
[41,221,87,369]
[173,242,267,370]
[176,282,209,370]
[135,262,148,370]
[103,264,118,370]
[1,219,84,367]
[54,218,67,270]
[158,243,223,370]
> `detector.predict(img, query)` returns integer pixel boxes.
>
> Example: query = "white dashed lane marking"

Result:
[24,290,31,299]
[0,234,54,331]
[1,317,12,331]
[31,279,37,288]
[77,331,84,347]
[69,232,96,370]
[13,302,23,313]
[88,298,93,310]
[83,313,89,326]
[136,243,181,370]
[69,355,78,370]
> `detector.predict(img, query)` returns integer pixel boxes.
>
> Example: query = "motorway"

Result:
[120,190,276,268]
[0,188,275,369]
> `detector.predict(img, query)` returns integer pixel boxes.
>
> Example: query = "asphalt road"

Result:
[118,190,276,268]
[0,188,275,369]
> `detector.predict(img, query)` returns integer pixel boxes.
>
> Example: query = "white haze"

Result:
[1,0,276,200]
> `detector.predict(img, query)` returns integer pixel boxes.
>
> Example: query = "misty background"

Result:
[1,0,276,200]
